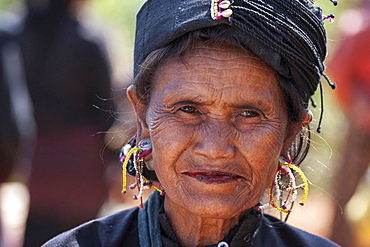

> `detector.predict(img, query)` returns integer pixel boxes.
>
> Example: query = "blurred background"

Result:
[0,0,369,246]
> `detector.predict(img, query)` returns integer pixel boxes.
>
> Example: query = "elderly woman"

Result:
[43,0,339,246]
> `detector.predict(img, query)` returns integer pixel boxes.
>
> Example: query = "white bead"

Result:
[217,241,229,247]
[221,9,233,18]
[219,1,231,9]
[123,144,131,155]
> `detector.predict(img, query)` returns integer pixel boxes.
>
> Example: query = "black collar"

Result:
[157,198,262,247]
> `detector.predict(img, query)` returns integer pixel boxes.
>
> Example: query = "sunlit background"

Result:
[1,0,369,246]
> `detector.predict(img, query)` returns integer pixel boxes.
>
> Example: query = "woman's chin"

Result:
[178,195,251,219]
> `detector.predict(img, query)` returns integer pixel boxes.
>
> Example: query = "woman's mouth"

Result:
[183,172,242,184]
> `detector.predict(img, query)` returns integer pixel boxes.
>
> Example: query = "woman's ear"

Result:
[281,109,313,158]
[301,109,313,128]
[126,85,150,139]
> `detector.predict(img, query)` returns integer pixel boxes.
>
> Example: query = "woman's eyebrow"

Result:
[163,89,207,103]
[170,100,203,106]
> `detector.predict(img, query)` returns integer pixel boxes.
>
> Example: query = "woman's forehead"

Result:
[150,45,283,106]
[182,45,268,69]
[153,45,277,90]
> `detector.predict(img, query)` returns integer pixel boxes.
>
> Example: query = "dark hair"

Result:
[133,26,310,164]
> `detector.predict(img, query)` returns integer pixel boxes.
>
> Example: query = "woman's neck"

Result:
[164,198,241,247]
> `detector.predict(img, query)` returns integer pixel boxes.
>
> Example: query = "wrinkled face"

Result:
[134,45,297,219]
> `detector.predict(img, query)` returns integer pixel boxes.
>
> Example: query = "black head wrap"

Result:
[134,0,328,103]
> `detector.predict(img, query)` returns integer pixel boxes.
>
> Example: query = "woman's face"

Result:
[132,45,298,219]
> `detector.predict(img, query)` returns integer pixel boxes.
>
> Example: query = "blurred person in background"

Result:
[0,0,115,246]
[0,27,21,247]
[1,11,35,245]
[328,0,370,246]
[0,2,23,185]
[0,31,20,196]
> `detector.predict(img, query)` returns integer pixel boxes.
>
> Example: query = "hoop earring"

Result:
[120,137,165,209]
[257,157,309,220]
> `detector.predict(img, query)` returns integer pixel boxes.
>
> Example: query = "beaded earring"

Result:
[120,136,165,209]
[257,157,309,221]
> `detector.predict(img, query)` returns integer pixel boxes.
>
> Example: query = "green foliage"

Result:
[87,0,145,48]
[0,0,22,11]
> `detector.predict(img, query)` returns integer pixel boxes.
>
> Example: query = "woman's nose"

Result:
[193,122,235,159]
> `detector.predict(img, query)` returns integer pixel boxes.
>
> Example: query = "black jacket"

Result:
[43,206,339,247]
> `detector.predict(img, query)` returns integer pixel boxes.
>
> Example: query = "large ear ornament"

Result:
[119,136,164,209]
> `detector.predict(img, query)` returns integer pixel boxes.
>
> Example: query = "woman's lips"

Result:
[183,171,242,184]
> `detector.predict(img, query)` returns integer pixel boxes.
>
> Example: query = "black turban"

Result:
[134,0,327,103]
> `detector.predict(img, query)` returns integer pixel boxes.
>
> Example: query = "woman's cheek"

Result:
[239,129,283,187]
[149,118,194,169]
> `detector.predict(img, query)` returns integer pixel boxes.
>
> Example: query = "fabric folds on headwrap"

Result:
[134,0,327,102]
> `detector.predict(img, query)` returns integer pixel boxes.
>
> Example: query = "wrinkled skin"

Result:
[128,44,302,246]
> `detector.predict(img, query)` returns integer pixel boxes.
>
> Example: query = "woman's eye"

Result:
[180,106,197,113]
[241,110,259,117]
